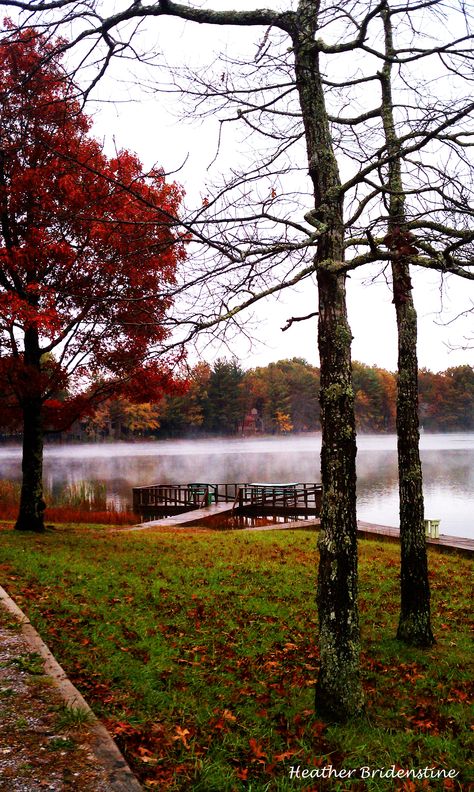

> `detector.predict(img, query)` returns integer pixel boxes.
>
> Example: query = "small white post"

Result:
[424,519,440,539]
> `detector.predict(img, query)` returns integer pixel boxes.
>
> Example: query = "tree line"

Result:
[74,359,473,440]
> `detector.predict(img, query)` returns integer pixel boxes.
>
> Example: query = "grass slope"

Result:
[0,524,472,790]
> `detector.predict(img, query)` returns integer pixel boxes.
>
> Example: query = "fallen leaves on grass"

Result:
[172,726,191,749]
[249,737,267,761]
[1,529,472,790]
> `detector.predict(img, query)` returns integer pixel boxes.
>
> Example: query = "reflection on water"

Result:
[0,433,472,538]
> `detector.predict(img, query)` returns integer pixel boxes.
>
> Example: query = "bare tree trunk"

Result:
[316,267,363,718]
[14,327,46,533]
[292,1,364,719]
[15,397,46,532]
[392,262,434,645]
[380,2,434,647]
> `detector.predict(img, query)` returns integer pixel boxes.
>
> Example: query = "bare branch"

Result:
[281,310,318,332]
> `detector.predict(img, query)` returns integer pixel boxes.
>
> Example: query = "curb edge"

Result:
[0,585,143,792]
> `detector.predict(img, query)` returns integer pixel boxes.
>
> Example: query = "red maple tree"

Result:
[0,25,187,531]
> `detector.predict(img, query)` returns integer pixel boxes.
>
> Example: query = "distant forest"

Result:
[2,358,470,442]
[74,358,473,439]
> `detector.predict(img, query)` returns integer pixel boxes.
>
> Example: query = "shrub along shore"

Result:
[0,523,471,790]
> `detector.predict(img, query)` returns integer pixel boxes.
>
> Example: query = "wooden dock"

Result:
[129,482,471,556]
[132,481,322,522]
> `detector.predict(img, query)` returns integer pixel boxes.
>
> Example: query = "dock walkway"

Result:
[128,510,472,556]
[128,501,235,531]
[357,521,473,556]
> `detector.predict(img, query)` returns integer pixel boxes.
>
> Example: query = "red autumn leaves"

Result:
[0,24,187,432]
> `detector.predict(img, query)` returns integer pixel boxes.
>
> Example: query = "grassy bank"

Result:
[0,524,472,790]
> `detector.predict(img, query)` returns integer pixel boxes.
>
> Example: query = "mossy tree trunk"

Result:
[292,1,364,719]
[316,267,363,718]
[393,267,433,646]
[14,326,46,533]
[380,2,434,647]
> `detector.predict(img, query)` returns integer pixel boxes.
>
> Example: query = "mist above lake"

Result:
[0,433,472,539]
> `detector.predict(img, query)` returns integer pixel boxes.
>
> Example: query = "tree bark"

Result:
[316,267,363,718]
[393,265,433,645]
[15,396,46,532]
[292,0,364,719]
[380,2,434,647]
[14,327,46,533]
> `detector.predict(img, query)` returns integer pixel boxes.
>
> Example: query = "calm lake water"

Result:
[0,433,472,539]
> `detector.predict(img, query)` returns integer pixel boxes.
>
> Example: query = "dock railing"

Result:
[133,482,322,519]
[237,483,322,513]
[133,484,188,513]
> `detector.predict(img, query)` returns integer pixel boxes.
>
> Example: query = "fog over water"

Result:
[0,433,472,539]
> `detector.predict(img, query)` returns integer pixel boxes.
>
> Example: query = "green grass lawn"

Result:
[0,524,472,790]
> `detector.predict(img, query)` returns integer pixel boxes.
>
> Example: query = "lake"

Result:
[0,433,472,538]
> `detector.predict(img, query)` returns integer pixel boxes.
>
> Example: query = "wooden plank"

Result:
[356,521,473,556]
[129,501,236,531]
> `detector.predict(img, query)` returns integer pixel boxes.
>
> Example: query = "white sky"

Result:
[83,4,473,374]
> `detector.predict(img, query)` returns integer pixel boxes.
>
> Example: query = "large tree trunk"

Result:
[393,262,434,646]
[381,4,434,647]
[14,327,46,533]
[292,1,364,719]
[15,396,46,533]
[316,267,363,718]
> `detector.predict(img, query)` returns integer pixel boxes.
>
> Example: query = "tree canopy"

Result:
[0,25,187,530]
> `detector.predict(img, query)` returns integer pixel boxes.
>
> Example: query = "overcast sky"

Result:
[83,3,473,373]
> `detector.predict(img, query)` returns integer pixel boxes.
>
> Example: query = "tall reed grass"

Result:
[0,480,135,525]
